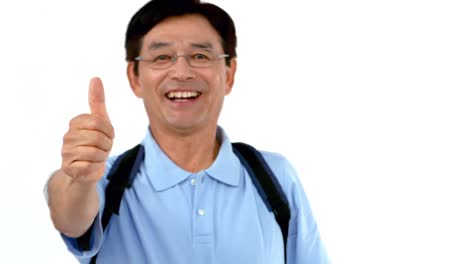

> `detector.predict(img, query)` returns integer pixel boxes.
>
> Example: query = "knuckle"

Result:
[93,131,103,142]
[94,149,107,162]
[103,136,113,150]
[61,145,71,158]
[69,114,88,127]
[107,139,114,150]
[89,134,104,149]
[87,117,100,129]
[61,150,68,160]
[62,131,74,143]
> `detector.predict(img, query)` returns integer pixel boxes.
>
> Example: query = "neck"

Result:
[149,124,220,173]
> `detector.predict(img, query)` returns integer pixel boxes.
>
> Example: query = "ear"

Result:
[224,59,237,95]
[127,62,143,98]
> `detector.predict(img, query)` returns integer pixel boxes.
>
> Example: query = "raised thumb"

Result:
[88,77,109,120]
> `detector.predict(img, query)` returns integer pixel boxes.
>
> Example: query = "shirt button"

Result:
[190,178,196,186]
[198,209,206,216]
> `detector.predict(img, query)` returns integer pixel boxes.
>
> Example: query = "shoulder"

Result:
[257,150,302,194]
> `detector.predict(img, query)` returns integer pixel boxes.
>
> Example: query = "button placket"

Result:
[198,208,206,216]
[192,172,213,245]
[195,173,207,218]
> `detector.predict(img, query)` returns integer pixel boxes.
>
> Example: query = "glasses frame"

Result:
[134,53,229,69]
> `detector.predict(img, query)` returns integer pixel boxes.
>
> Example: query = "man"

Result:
[45,0,329,263]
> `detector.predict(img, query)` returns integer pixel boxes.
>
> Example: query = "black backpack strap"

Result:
[101,144,144,227]
[78,142,290,263]
[76,144,144,264]
[232,142,291,264]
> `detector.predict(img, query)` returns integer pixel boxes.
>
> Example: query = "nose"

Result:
[168,55,195,80]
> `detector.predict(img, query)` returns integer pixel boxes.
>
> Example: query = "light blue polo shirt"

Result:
[60,127,329,264]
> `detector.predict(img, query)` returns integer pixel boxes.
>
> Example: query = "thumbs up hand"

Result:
[61,77,115,183]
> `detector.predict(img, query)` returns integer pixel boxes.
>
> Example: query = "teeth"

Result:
[167,91,200,99]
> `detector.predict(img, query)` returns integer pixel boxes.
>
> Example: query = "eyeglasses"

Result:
[134,51,229,70]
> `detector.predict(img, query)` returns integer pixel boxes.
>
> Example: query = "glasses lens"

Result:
[188,51,215,68]
[142,50,224,69]
[152,55,173,69]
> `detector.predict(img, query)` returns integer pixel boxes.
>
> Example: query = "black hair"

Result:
[125,0,237,75]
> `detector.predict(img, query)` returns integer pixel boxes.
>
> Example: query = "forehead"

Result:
[141,14,223,51]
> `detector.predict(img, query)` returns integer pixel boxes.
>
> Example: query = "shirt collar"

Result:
[205,127,241,187]
[141,126,241,192]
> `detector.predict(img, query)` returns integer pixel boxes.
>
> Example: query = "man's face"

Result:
[128,14,236,135]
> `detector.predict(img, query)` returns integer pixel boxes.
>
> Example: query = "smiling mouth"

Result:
[166,91,202,101]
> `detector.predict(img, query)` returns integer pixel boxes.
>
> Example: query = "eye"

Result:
[152,55,172,64]
[191,53,211,61]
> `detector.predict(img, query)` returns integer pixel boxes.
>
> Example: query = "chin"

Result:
[169,120,205,131]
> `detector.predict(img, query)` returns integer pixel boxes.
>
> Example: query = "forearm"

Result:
[47,169,100,238]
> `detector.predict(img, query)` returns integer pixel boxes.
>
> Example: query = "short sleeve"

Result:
[261,152,331,264]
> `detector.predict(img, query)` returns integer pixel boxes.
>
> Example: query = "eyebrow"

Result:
[191,43,213,50]
[147,41,214,51]
[148,42,171,50]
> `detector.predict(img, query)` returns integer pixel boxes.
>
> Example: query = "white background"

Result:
[0,0,467,263]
